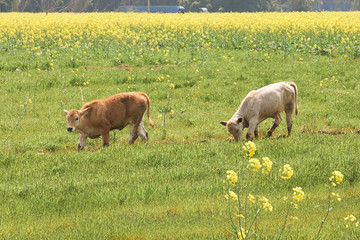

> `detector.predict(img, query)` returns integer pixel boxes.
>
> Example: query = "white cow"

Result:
[220,82,298,141]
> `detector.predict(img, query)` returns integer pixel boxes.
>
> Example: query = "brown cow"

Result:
[64,92,154,150]
[220,82,298,141]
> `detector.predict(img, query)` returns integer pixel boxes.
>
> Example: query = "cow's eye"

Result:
[75,116,79,121]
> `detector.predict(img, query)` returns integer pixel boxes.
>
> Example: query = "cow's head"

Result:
[220,118,244,142]
[64,108,89,132]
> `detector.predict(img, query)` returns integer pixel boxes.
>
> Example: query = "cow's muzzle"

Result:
[67,127,74,132]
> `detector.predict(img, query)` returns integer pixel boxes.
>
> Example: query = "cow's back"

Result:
[82,92,147,131]
[255,82,294,103]
[241,82,295,120]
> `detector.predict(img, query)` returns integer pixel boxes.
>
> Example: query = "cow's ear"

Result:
[79,107,90,116]
[236,118,243,124]
[64,110,69,114]
[220,121,227,126]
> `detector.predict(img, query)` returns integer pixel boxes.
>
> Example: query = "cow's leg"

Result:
[285,111,293,136]
[128,123,139,144]
[78,134,87,151]
[102,131,110,147]
[267,114,282,137]
[246,120,258,140]
[138,120,148,142]
[254,124,259,139]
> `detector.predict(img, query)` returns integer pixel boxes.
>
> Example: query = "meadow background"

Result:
[0,12,360,239]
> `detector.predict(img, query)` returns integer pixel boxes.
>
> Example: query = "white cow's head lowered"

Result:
[220,118,245,142]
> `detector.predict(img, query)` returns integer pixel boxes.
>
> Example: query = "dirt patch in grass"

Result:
[86,64,169,71]
[316,129,360,135]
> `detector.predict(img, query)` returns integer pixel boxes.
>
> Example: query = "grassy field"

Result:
[1,12,360,239]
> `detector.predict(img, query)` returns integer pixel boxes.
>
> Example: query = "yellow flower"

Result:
[329,171,343,186]
[248,194,256,204]
[226,170,238,187]
[248,158,261,172]
[238,227,246,240]
[261,157,273,174]
[169,83,175,89]
[170,110,175,117]
[243,141,256,157]
[331,192,341,202]
[344,215,357,222]
[260,196,273,212]
[28,99,32,104]
[225,190,238,201]
[237,214,245,219]
[280,164,293,180]
[292,187,305,202]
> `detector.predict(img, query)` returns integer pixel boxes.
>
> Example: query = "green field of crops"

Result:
[1,12,360,239]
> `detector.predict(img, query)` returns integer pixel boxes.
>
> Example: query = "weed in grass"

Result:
[158,79,175,140]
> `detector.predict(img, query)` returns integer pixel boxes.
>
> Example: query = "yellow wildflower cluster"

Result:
[329,170,344,187]
[238,227,247,240]
[245,194,273,211]
[248,194,256,204]
[344,214,359,228]
[247,157,273,174]
[248,158,261,172]
[292,187,305,202]
[226,170,238,187]
[261,157,273,175]
[243,141,256,158]
[248,194,273,212]
[170,110,175,118]
[225,190,238,201]
[280,164,294,180]
[259,196,273,212]
[331,192,342,202]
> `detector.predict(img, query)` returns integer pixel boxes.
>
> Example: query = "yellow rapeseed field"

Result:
[0,12,359,55]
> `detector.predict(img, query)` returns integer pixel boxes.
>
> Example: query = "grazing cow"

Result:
[64,92,154,150]
[220,82,298,141]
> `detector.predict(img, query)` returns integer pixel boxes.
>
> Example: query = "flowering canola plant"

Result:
[225,141,305,239]
[1,12,360,66]
[329,170,344,187]
[280,164,294,180]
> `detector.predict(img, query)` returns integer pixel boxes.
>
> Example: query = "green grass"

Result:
[1,46,360,238]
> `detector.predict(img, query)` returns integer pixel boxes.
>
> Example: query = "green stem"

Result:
[314,189,332,240]
[227,195,238,238]
[277,204,291,240]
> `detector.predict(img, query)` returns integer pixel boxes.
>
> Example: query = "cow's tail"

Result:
[144,93,155,128]
[288,81,298,115]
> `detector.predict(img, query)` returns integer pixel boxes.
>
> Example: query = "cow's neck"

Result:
[230,108,243,123]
